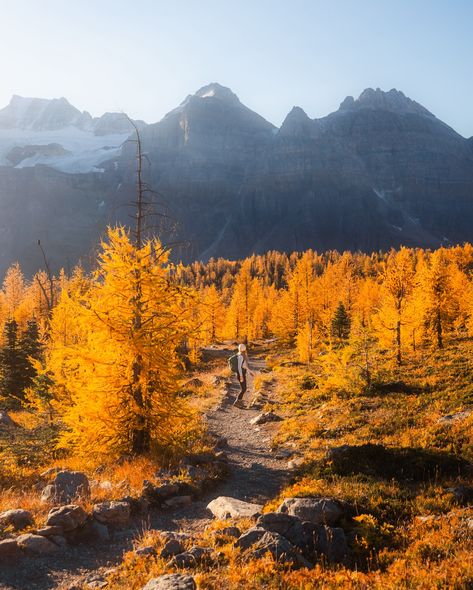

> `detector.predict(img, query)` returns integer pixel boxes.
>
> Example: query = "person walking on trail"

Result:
[233,343,254,408]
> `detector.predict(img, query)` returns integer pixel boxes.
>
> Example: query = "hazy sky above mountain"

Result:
[1,0,472,136]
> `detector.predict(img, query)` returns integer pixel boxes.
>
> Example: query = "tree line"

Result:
[1,241,472,459]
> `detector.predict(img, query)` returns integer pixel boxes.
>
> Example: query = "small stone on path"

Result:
[250,411,283,425]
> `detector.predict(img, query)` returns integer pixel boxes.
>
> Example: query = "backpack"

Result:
[228,353,239,373]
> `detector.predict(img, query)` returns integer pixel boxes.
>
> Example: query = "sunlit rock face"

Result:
[1,84,473,275]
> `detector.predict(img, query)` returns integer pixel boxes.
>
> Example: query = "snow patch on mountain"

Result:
[0,96,139,173]
[0,126,128,173]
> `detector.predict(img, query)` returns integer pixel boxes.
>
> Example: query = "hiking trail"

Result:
[0,349,290,590]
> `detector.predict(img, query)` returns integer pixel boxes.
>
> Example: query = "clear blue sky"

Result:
[1,0,472,136]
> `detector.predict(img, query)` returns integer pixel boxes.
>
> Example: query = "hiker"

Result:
[233,343,254,407]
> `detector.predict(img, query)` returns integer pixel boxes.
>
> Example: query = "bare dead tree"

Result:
[36,239,56,321]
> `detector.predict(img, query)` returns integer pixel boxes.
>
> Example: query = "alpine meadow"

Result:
[0,2,472,589]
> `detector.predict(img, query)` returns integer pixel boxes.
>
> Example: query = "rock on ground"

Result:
[93,501,131,526]
[0,509,34,531]
[314,526,348,563]
[248,530,311,568]
[41,470,90,504]
[167,546,213,568]
[437,409,472,425]
[257,512,301,536]
[16,533,60,555]
[35,525,64,537]
[141,481,180,504]
[220,526,241,538]
[207,496,263,519]
[46,504,88,531]
[135,545,157,558]
[160,539,184,558]
[142,574,196,590]
[234,527,268,550]
[278,497,345,525]
[250,412,283,425]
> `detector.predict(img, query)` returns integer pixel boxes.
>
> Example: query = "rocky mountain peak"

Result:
[279,106,312,136]
[339,87,434,117]
[193,83,241,104]
[0,95,91,131]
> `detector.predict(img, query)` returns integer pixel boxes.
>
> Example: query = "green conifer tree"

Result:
[331,302,351,340]
[0,319,23,408]
[19,319,43,390]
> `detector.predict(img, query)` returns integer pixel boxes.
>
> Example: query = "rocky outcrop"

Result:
[234,508,348,566]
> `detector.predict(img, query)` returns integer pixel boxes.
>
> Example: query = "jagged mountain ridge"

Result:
[0,83,472,275]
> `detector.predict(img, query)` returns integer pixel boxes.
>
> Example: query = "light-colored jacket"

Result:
[237,353,250,379]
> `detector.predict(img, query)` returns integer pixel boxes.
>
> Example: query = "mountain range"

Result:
[0,83,472,275]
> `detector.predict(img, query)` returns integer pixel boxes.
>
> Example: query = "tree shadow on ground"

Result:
[317,443,470,482]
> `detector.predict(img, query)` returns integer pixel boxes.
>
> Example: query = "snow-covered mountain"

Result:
[0,95,145,173]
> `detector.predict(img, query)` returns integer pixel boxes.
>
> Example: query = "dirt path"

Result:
[0,352,289,590]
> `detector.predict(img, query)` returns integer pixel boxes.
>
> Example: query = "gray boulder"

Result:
[160,539,185,558]
[41,470,90,504]
[93,501,131,526]
[278,497,345,525]
[16,533,60,555]
[142,575,196,590]
[235,527,268,551]
[312,526,348,563]
[256,512,301,536]
[207,496,263,519]
[220,526,241,538]
[46,504,87,531]
[248,531,311,568]
[135,545,157,558]
[0,509,34,531]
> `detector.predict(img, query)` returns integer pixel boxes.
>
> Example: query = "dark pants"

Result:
[237,369,247,401]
